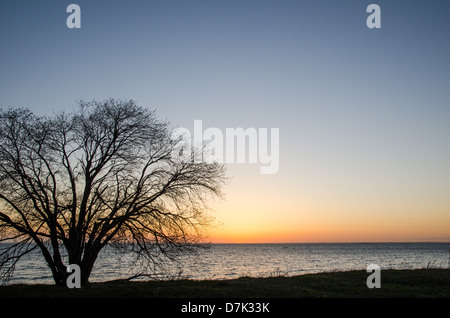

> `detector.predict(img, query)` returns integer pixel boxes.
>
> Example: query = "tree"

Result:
[0,99,226,286]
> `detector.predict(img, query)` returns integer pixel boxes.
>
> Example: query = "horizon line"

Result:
[207,240,450,244]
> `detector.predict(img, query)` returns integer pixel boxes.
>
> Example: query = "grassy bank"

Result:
[0,268,448,298]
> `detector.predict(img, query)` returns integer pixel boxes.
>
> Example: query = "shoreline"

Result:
[0,268,448,298]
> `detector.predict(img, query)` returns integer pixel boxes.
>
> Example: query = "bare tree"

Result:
[0,99,226,286]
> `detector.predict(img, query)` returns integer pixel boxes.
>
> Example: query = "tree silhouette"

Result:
[0,99,226,286]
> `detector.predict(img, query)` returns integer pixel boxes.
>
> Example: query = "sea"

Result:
[1,242,449,285]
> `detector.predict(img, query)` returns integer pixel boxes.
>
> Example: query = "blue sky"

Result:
[1,0,449,242]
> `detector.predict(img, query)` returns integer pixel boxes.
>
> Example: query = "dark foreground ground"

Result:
[0,268,449,298]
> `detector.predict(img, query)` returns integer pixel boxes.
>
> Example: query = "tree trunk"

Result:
[80,246,100,285]
[47,261,69,287]
[35,240,70,287]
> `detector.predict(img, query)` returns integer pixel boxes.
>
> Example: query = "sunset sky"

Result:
[1,0,449,243]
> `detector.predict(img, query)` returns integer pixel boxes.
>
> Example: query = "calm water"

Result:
[2,243,449,284]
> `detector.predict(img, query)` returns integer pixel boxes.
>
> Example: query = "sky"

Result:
[0,0,449,243]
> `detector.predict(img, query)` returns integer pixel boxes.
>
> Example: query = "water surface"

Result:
[2,242,449,284]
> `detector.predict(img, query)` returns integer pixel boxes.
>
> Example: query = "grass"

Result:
[0,268,449,298]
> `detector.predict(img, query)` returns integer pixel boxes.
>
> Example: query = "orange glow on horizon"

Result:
[208,227,450,244]
[203,163,450,244]
[207,204,450,244]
